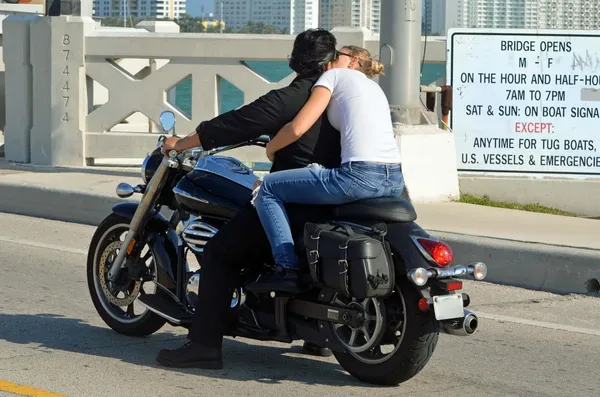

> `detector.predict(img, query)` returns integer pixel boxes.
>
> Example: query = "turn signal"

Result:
[416,238,454,267]
[127,238,137,255]
[472,262,488,280]
[409,268,430,286]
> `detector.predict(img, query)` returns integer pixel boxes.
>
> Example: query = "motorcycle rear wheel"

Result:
[87,213,167,337]
[333,277,439,386]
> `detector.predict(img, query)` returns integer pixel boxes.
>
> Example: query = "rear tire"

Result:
[333,277,439,386]
[87,213,167,337]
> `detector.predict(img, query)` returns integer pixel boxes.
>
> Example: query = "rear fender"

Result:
[112,202,178,287]
[386,221,435,297]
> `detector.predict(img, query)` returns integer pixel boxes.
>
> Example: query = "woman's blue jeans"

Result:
[254,161,405,269]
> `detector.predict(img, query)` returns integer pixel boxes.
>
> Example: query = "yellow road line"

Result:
[0,380,67,397]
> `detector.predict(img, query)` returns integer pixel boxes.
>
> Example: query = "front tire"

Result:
[333,277,439,386]
[87,212,167,337]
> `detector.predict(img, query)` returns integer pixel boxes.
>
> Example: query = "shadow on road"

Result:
[0,312,378,388]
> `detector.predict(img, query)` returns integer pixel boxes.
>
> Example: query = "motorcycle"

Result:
[87,110,488,386]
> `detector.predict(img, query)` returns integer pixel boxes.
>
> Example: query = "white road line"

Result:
[0,236,87,255]
[477,311,600,336]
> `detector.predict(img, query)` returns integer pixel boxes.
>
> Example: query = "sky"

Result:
[186,0,214,17]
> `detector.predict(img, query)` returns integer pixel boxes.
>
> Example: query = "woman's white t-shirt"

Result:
[313,68,402,165]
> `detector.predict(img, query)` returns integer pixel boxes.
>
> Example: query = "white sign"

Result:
[447,29,600,176]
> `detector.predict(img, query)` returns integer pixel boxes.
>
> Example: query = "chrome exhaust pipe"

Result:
[440,310,479,336]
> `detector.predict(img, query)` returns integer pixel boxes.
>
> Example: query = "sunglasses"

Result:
[336,50,361,67]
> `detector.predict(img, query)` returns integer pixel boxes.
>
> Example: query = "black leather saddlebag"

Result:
[303,222,395,300]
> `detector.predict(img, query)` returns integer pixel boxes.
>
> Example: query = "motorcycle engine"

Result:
[185,271,245,310]
[185,271,201,309]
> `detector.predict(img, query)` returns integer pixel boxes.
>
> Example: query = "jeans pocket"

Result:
[343,177,380,203]
[390,181,409,200]
[390,185,405,196]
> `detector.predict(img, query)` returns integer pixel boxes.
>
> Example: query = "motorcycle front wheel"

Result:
[87,213,167,336]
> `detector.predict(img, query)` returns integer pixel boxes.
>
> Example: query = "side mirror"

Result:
[159,111,176,133]
[256,135,271,144]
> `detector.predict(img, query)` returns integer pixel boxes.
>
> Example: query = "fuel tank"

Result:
[173,156,258,220]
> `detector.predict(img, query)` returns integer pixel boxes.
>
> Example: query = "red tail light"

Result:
[415,237,454,267]
[417,298,430,312]
[442,280,463,291]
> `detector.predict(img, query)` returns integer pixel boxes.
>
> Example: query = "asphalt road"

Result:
[0,212,599,397]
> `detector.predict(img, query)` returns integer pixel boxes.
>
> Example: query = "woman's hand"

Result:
[263,86,331,158]
[253,179,262,190]
[162,136,181,156]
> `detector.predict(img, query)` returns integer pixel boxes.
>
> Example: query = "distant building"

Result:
[319,0,380,33]
[422,0,433,34]
[93,0,186,19]
[215,0,318,34]
[290,0,319,36]
[443,0,600,32]
[213,0,250,31]
[422,0,451,36]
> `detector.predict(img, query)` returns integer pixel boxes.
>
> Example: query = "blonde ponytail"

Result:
[342,45,385,78]
[369,60,385,77]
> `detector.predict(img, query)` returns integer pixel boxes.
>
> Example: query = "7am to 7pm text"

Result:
[506,90,565,101]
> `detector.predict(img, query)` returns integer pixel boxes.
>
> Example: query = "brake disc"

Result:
[98,241,141,307]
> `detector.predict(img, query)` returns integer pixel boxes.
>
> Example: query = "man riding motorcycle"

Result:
[156,28,344,369]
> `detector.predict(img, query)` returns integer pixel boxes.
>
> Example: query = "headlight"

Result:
[141,149,162,184]
[141,155,151,184]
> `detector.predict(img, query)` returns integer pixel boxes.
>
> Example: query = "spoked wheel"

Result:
[87,213,167,336]
[331,296,386,354]
[332,277,440,386]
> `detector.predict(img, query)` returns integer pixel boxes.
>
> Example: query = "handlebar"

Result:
[159,134,271,170]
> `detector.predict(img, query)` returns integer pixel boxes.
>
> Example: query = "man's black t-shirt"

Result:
[195,74,341,173]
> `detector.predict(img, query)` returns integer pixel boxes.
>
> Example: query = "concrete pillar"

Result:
[379,0,423,125]
[0,19,5,139]
[331,26,369,48]
[29,16,95,166]
[378,0,460,202]
[3,15,41,163]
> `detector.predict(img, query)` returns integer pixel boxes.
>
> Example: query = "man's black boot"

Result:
[156,341,223,369]
[301,341,333,357]
[246,264,305,294]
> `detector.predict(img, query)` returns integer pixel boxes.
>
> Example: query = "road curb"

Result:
[0,182,136,226]
[1,182,598,296]
[433,231,600,296]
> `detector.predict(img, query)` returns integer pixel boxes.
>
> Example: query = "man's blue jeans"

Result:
[254,161,405,269]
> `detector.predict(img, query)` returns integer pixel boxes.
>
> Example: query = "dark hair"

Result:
[288,28,337,77]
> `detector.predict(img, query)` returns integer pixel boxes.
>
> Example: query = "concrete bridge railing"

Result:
[2,15,447,167]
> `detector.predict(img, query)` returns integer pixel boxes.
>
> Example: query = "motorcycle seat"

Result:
[331,197,417,223]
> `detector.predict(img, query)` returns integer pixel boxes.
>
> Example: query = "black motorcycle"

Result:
[87,110,488,386]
